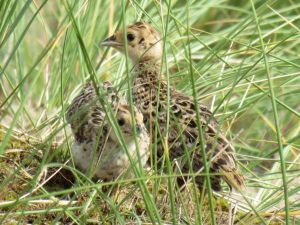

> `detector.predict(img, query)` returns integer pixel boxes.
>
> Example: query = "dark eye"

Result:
[127,33,135,42]
[117,118,125,126]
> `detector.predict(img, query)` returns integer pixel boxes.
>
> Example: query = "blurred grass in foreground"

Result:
[1,0,300,224]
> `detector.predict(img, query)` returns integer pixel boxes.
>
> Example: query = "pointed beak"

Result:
[101,35,121,47]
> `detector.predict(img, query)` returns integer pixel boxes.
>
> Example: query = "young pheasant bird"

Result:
[66,82,149,181]
[102,22,244,191]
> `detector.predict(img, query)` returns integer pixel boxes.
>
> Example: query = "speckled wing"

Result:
[133,71,244,191]
[66,81,119,143]
[168,89,244,191]
[165,88,243,191]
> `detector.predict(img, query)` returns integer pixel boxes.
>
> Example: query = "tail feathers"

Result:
[220,167,245,191]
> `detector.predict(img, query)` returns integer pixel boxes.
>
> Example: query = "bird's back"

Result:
[66,81,119,143]
[133,62,244,191]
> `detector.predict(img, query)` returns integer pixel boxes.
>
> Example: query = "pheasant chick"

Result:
[71,104,149,181]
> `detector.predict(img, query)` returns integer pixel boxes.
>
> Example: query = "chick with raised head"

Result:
[101,22,244,191]
[66,82,149,181]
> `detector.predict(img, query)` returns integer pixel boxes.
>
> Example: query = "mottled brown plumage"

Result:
[66,81,119,143]
[102,22,244,191]
[66,82,149,181]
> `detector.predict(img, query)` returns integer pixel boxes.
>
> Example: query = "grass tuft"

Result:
[1,0,300,223]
